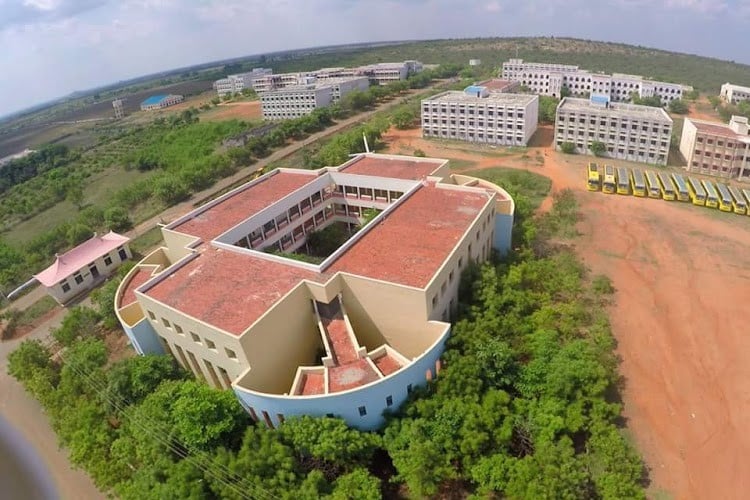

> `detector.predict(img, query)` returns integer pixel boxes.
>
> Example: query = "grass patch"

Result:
[130,226,164,256]
[447,158,479,170]
[16,295,58,327]
[463,167,552,211]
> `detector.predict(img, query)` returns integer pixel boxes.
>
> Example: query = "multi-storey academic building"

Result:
[115,153,515,430]
[680,115,750,180]
[554,96,673,165]
[260,77,370,120]
[421,85,538,146]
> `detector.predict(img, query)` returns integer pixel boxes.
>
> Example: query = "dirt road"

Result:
[382,125,750,500]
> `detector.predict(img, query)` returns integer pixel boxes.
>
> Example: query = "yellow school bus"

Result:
[727,185,747,215]
[671,173,690,202]
[716,182,735,212]
[631,169,647,197]
[602,165,616,194]
[644,171,661,198]
[687,177,706,206]
[702,180,720,208]
[587,163,600,191]
[742,189,750,216]
[657,172,676,201]
[616,167,630,195]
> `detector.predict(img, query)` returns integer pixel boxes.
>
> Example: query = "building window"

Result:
[175,324,183,334]
[386,395,393,407]
[225,348,238,360]
[449,270,454,283]
[162,318,171,328]
[104,256,112,266]
[358,406,367,416]
[61,282,71,293]
[431,295,437,308]
[148,310,156,320]
[74,273,83,285]
[206,339,216,350]
[458,257,464,269]
[407,384,413,394]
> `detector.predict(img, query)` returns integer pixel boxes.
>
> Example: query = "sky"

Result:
[0,0,749,117]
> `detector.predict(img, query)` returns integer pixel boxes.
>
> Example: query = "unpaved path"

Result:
[383,124,750,500]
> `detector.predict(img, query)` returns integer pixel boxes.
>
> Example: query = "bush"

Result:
[152,176,189,205]
[560,142,576,154]
[413,149,426,157]
[67,223,94,246]
[668,99,689,114]
[592,274,616,295]
[589,141,607,157]
[104,206,132,232]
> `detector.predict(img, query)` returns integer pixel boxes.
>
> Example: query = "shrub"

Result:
[560,142,576,154]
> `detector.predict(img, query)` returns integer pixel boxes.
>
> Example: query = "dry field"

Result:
[382,125,750,500]
[201,100,263,122]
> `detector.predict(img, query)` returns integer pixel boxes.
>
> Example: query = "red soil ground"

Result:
[203,101,262,122]
[382,125,750,500]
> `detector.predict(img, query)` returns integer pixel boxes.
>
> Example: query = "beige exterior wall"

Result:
[135,291,247,390]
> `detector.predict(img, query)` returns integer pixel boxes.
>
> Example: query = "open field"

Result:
[201,100,263,122]
[381,125,750,500]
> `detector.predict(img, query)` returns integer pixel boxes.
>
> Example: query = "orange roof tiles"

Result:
[144,247,317,336]
[330,184,491,287]
[119,268,152,308]
[173,170,318,242]
[340,156,442,180]
[299,372,325,396]
[328,359,380,393]
[373,354,402,377]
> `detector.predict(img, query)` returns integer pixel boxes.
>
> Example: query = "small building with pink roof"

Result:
[34,231,132,305]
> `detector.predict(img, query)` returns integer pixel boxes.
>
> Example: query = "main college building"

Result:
[115,153,515,430]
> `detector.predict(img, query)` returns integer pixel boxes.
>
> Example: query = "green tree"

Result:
[560,86,572,98]
[104,206,132,232]
[51,306,100,347]
[589,141,607,157]
[152,176,189,205]
[668,99,689,114]
[66,222,94,246]
[560,142,576,154]
[101,355,185,415]
[392,106,417,129]
[7,339,55,383]
[538,96,560,123]
[330,468,382,500]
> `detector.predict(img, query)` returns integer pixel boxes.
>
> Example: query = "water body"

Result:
[0,414,58,500]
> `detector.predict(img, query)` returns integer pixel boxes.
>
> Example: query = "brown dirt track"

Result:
[382,126,750,500]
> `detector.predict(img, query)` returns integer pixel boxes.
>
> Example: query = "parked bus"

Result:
[587,163,600,191]
[687,177,706,206]
[715,182,733,212]
[671,173,690,202]
[726,184,746,214]
[602,165,616,194]
[644,170,661,198]
[631,168,647,197]
[702,180,719,208]
[742,189,750,215]
[615,167,630,195]
[656,172,676,201]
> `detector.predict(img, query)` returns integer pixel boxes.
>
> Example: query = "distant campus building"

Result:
[260,76,370,120]
[34,231,132,305]
[114,153,515,430]
[140,94,184,111]
[680,115,750,180]
[421,83,538,146]
[230,60,423,96]
[719,83,750,105]
[214,68,273,96]
[502,58,691,105]
[553,96,673,165]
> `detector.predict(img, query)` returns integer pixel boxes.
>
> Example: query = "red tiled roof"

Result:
[328,359,380,393]
[479,79,518,92]
[144,247,317,335]
[300,372,325,396]
[373,353,402,377]
[119,267,152,308]
[173,170,318,241]
[330,184,491,287]
[340,155,442,180]
[692,120,741,140]
[323,316,358,364]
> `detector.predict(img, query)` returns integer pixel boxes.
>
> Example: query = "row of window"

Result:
[695,136,743,149]
[557,130,668,146]
[424,129,525,143]
[693,150,740,161]
[421,108,526,118]
[149,311,238,361]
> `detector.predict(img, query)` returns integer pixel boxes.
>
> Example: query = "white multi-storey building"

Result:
[554,96,673,165]
[502,58,690,105]
[214,68,273,96]
[261,77,369,120]
[720,83,750,105]
[421,86,539,146]
[680,116,750,180]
